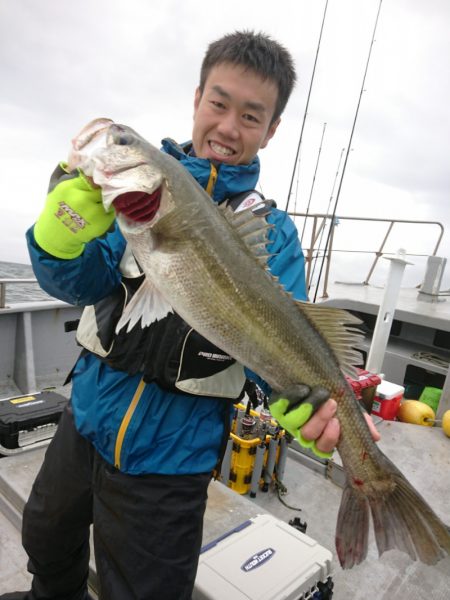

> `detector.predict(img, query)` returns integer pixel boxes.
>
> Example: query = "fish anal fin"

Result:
[116,278,173,333]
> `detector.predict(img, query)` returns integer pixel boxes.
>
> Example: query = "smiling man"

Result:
[192,62,280,164]
[3,31,361,600]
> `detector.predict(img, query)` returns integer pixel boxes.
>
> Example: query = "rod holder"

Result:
[365,249,413,375]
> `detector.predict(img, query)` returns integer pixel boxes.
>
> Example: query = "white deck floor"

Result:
[1,277,449,598]
[318,281,450,331]
[1,419,450,600]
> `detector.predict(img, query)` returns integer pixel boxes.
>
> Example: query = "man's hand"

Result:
[269,385,381,458]
[34,163,115,259]
[300,398,340,456]
[301,399,381,456]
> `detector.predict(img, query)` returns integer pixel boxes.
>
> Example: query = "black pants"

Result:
[8,405,211,600]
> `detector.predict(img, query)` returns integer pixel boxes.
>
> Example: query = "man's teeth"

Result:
[210,141,234,157]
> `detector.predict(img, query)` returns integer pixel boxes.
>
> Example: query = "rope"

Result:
[411,352,449,370]
[273,476,303,512]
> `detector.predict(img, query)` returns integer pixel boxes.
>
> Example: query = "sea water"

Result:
[0,261,53,303]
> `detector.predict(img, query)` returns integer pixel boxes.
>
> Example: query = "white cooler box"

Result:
[193,513,333,600]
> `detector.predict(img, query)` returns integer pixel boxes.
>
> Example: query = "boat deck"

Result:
[318,281,450,332]
[1,419,450,599]
[0,276,449,598]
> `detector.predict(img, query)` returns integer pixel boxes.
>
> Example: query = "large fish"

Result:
[68,118,450,569]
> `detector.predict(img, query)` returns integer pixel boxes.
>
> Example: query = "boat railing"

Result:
[288,213,445,298]
[1,213,445,308]
[0,279,42,309]
[0,294,82,396]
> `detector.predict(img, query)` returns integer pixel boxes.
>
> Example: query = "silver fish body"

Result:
[70,118,450,569]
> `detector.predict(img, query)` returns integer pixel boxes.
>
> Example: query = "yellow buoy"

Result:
[442,410,450,438]
[397,400,435,427]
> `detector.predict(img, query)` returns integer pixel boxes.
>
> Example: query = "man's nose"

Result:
[217,111,239,139]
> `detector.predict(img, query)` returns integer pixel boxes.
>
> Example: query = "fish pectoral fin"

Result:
[115,278,173,333]
[295,302,365,378]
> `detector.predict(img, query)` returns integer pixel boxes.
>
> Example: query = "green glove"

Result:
[33,163,115,259]
[269,385,332,458]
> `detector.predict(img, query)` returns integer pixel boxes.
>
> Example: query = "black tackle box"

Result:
[0,390,68,452]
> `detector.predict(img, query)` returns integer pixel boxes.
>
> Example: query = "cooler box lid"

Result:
[193,513,333,600]
[375,380,404,400]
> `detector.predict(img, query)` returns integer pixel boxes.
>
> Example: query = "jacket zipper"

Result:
[114,377,146,469]
[206,163,218,196]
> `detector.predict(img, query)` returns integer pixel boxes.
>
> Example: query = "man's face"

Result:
[192,63,280,166]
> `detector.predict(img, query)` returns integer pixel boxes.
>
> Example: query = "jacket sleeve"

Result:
[266,208,307,301]
[244,207,307,394]
[26,223,127,306]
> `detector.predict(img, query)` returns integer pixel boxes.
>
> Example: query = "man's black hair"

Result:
[199,30,297,123]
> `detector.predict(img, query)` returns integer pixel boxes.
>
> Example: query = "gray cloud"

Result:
[0,0,448,287]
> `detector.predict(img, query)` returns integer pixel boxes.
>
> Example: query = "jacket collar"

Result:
[161,138,260,203]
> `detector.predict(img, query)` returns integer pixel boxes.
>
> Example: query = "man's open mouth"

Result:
[209,141,235,157]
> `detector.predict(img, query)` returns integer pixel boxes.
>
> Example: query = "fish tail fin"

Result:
[335,484,370,569]
[116,279,173,333]
[336,460,450,569]
[370,468,450,565]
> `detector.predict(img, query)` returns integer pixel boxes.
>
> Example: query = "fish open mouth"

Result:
[113,186,162,223]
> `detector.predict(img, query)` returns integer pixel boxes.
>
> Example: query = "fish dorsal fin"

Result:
[219,202,273,264]
[295,302,365,378]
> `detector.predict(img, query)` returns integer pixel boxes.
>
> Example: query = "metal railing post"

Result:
[305,216,318,288]
[321,220,335,298]
[363,221,394,285]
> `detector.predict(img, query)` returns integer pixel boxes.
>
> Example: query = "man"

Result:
[3,31,378,600]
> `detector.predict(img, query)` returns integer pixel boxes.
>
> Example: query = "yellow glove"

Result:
[34,163,115,259]
[269,385,333,458]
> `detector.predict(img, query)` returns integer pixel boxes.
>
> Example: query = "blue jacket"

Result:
[27,138,307,475]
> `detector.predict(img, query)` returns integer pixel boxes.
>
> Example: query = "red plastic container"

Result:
[347,369,381,397]
[346,368,382,413]
[371,380,404,420]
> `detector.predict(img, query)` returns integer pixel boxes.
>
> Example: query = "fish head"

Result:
[96,123,169,231]
[67,118,115,171]
[69,119,179,235]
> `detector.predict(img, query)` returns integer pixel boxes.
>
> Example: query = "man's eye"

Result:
[211,101,225,109]
[243,114,259,123]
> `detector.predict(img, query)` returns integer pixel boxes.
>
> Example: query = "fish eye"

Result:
[110,125,134,146]
[114,132,134,146]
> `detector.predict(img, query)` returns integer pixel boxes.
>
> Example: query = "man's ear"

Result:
[194,87,202,114]
[260,117,281,149]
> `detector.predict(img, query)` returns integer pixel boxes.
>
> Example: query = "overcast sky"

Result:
[1,0,449,288]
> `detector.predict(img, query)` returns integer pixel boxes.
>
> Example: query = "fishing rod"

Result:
[308,146,345,292]
[313,0,384,303]
[300,122,327,244]
[285,0,329,214]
